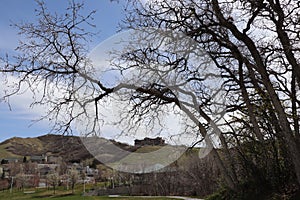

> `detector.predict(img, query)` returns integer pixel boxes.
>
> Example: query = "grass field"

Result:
[0,187,181,200]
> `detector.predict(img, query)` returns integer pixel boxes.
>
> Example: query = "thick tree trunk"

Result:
[212,0,300,186]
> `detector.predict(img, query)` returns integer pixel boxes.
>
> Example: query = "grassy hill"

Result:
[0,134,93,162]
[0,141,20,158]
[0,134,197,167]
[0,134,169,162]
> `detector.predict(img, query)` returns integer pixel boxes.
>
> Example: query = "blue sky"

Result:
[0,0,126,142]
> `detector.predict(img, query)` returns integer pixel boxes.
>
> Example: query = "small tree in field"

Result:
[47,172,60,194]
[15,173,28,191]
[68,168,79,194]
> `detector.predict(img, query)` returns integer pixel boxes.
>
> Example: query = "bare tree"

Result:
[68,168,79,194]
[47,172,60,194]
[120,0,300,189]
[15,173,29,191]
[0,0,97,135]
[1,0,300,195]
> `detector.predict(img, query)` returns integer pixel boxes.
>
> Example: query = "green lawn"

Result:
[0,188,179,200]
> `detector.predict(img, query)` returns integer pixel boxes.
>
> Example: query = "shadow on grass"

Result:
[32,193,75,198]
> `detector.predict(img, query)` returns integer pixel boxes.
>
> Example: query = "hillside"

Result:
[0,134,94,162]
[0,134,192,166]
[0,134,146,163]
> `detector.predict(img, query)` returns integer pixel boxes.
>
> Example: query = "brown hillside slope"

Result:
[0,134,92,162]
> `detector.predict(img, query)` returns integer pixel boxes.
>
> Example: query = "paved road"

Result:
[166,196,203,200]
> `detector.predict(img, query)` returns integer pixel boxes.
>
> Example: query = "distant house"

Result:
[47,155,61,164]
[68,162,84,173]
[85,166,99,177]
[37,164,60,183]
[134,137,165,146]
[37,163,59,176]
[0,157,20,164]
[30,155,47,163]
[38,166,52,177]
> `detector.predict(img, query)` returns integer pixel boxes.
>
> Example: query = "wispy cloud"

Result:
[0,75,50,121]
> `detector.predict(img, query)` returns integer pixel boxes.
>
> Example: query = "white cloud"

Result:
[0,74,66,125]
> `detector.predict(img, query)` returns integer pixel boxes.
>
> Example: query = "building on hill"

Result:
[134,137,165,146]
